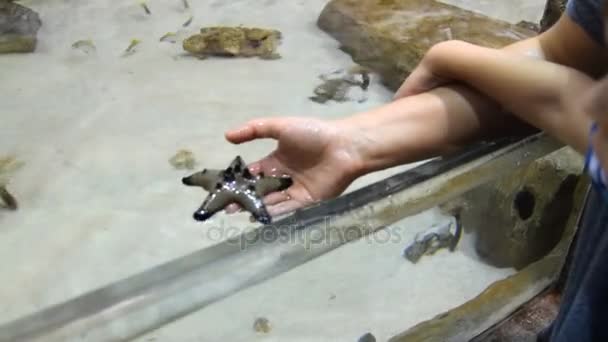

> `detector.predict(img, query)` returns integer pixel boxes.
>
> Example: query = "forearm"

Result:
[338,37,544,174]
[430,40,594,152]
[338,85,525,174]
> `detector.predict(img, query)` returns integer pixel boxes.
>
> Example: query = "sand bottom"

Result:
[0,0,544,340]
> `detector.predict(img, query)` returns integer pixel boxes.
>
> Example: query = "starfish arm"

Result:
[182,169,221,192]
[237,191,271,224]
[255,177,293,197]
[228,156,246,173]
[193,190,233,221]
[403,242,425,263]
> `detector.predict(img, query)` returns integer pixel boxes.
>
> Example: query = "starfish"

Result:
[181,156,293,224]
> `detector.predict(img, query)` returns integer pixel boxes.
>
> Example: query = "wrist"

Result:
[332,115,379,177]
[332,97,442,176]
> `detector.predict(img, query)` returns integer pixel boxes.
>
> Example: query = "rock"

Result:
[253,317,271,333]
[358,332,377,342]
[540,0,567,32]
[516,20,540,33]
[441,147,584,270]
[389,166,587,342]
[317,0,536,91]
[168,149,196,170]
[0,0,42,53]
[0,155,24,210]
[0,186,17,210]
[183,26,282,59]
[310,66,371,104]
[470,288,560,341]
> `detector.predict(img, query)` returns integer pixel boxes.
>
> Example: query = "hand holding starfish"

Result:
[224,117,365,217]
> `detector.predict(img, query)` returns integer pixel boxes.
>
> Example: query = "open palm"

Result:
[224,117,362,217]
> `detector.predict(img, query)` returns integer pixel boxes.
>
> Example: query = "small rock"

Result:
[440,147,583,269]
[0,1,42,53]
[310,66,370,104]
[516,20,540,32]
[72,40,96,54]
[169,149,196,170]
[183,26,282,59]
[0,155,24,210]
[0,186,17,210]
[358,332,376,342]
[253,317,272,334]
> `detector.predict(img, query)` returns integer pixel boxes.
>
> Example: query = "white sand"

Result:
[0,0,544,340]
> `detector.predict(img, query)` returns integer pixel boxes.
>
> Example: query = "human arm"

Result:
[345,13,607,173]
[403,39,596,153]
[225,13,607,215]
[392,2,608,153]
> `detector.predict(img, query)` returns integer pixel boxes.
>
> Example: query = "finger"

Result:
[266,199,305,217]
[227,192,289,216]
[246,161,263,174]
[264,191,291,206]
[224,117,285,144]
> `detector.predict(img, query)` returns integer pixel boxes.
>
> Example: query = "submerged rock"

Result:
[0,0,42,53]
[516,20,540,33]
[253,317,271,333]
[441,147,584,270]
[71,39,96,54]
[390,154,587,341]
[310,66,371,104]
[358,332,376,342]
[0,185,17,210]
[168,149,196,170]
[0,155,23,210]
[183,26,282,59]
[317,0,536,91]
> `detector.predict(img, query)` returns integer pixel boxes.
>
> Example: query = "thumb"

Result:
[225,117,285,144]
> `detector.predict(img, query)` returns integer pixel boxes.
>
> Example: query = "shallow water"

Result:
[1,0,545,340]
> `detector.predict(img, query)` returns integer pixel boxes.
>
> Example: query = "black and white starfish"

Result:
[182,156,293,224]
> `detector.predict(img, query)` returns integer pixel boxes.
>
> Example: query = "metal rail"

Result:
[0,133,562,342]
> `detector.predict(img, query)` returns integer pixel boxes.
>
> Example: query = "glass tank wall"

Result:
[0,0,571,341]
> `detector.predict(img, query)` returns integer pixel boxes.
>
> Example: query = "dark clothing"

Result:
[538,188,608,341]
[567,0,606,45]
[538,1,608,341]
